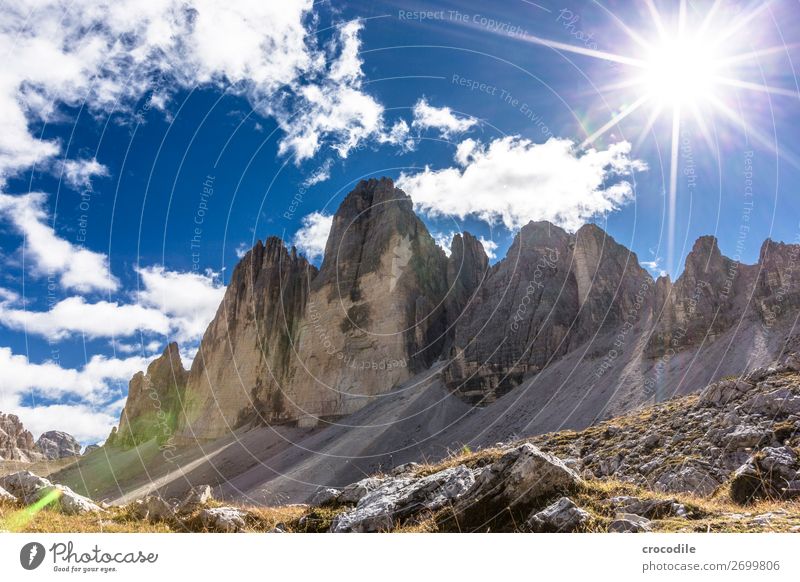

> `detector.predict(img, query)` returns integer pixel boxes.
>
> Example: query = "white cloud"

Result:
[432,230,457,256]
[0,347,147,404]
[136,266,225,343]
[301,159,333,187]
[379,119,415,152]
[0,267,223,343]
[276,20,384,162]
[0,296,170,340]
[479,237,499,260]
[235,242,251,259]
[412,98,478,139]
[293,212,333,261]
[0,192,118,292]
[6,403,119,445]
[398,137,647,232]
[0,1,383,183]
[59,158,109,190]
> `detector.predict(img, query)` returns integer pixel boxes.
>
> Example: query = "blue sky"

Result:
[1,0,798,444]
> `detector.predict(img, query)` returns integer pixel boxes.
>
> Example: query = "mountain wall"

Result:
[109,177,800,447]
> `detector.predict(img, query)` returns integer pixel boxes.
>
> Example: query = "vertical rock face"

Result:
[0,412,43,462]
[444,221,575,402]
[755,238,800,323]
[443,221,650,403]
[444,232,489,347]
[35,431,81,459]
[569,223,652,337]
[111,174,800,446]
[646,236,756,357]
[282,178,450,425]
[111,342,188,447]
[177,238,316,440]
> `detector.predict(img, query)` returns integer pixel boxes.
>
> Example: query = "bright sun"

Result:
[641,37,719,107]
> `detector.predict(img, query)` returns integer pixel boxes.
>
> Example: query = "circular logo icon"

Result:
[20,542,46,570]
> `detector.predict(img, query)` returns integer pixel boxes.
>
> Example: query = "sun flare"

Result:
[641,37,719,107]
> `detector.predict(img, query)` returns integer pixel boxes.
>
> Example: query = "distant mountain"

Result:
[1,413,81,462]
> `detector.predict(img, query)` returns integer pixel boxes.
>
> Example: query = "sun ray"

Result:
[634,104,665,149]
[644,0,668,40]
[714,77,800,99]
[709,1,773,49]
[579,94,650,149]
[517,32,645,68]
[708,94,800,171]
[718,44,798,67]
[696,0,724,36]
[667,107,681,276]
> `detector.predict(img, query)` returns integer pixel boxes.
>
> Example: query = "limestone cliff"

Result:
[109,342,188,447]
[176,238,316,440]
[443,221,651,403]
[112,177,800,443]
[279,178,450,426]
[0,412,43,462]
[646,236,757,357]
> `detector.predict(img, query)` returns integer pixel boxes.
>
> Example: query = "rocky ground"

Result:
[2,355,800,533]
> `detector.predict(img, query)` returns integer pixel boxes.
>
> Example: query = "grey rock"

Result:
[131,496,175,522]
[723,425,769,449]
[331,465,475,533]
[82,444,101,455]
[654,463,721,496]
[198,507,248,532]
[338,477,387,504]
[452,444,581,526]
[310,487,341,506]
[0,486,17,503]
[699,378,752,406]
[744,389,800,416]
[178,484,213,512]
[609,513,652,533]
[45,485,103,515]
[390,462,420,476]
[608,496,681,519]
[0,471,53,503]
[527,497,590,532]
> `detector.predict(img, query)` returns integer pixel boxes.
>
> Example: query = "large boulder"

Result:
[744,388,800,417]
[310,488,342,507]
[0,471,100,514]
[526,497,590,532]
[450,444,581,529]
[699,378,753,407]
[331,465,475,533]
[35,431,81,459]
[0,471,53,503]
[45,485,103,515]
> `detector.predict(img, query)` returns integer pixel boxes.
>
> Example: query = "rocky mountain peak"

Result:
[110,342,189,448]
[35,430,81,459]
[0,412,43,462]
